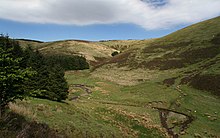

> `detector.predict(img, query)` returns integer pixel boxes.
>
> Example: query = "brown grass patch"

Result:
[9,102,36,119]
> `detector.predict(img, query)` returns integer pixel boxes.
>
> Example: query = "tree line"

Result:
[0,35,89,117]
[45,54,89,71]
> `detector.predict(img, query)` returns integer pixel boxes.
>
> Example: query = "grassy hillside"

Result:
[97,39,155,52]
[2,17,219,138]
[17,39,44,48]
[18,38,156,67]
[5,69,219,137]
[94,16,220,96]
[18,39,118,66]
[91,16,220,137]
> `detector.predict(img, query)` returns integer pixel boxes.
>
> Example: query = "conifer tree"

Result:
[23,47,69,101]
[0,35,33,117]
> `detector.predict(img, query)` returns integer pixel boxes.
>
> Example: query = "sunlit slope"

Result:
[162,16,220,42]
[16,39,44,48]
[93,16,220,96]
[18,39,118,66]
[97,39,155,51]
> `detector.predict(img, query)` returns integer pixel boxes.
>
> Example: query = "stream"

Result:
[153,107,194,138]
[69,83,194,137]
[151,86,195,137]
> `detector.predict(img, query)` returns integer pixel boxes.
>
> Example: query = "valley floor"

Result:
[2,70,220,138]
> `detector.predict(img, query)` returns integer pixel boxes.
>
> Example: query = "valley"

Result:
[1,16,220,138]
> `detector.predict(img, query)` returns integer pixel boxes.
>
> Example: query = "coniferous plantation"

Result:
[23,47,69,101]
[0,35,90,114]
[45,54,89,71]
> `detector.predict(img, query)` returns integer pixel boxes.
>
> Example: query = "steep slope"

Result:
[93,16,220,96]
[89,16,220,138]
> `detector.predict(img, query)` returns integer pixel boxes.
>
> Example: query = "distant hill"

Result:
[16,39,44,43]
[97,39,151,51]
[18,39,119,66]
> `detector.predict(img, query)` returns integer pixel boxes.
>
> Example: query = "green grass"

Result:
[4,64,220,138]
[5,16,220,138]
[9,71,220,137]
[14,98,121,138]
[94,16,220,97]
[171,87,219,137]
[7,70,167,137]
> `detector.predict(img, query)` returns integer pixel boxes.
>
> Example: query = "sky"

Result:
[0,0,220,42]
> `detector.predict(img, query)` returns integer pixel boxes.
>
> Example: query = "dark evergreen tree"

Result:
[0,35,33,117]
[45,54,89,71]
[47,65,68,101]
[23,47,69,101]
[0,36,87,103]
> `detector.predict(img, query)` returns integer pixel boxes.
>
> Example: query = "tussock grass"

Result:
[9,102,36,120]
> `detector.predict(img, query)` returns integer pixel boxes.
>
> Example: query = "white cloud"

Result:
[0,0,220,29]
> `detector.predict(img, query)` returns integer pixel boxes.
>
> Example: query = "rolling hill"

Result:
[3,16,219,138]
[17,39,119,66]
[93,16,220,96]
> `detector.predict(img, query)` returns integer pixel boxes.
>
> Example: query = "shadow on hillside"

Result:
[0,111,65,138]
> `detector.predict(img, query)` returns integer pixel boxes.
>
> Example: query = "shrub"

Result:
[111,51,119,57]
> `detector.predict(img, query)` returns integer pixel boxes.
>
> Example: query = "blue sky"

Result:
[0,18,187,42]
[0,0,220,42]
